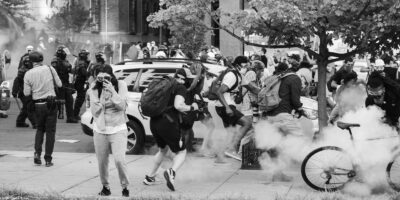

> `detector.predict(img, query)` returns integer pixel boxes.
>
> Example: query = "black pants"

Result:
[73,87,86,117]
[16,96,36,126]
[59,88,74,120]
[34,103,57,161]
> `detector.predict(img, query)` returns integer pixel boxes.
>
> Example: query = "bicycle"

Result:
[301,121,400,192]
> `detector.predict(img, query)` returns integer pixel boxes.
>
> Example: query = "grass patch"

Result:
[0,187,254,200]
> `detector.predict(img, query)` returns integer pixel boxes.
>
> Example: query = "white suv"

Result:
[81,59,227,154]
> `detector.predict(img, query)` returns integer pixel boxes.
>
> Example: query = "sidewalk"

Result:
[0,150,313,200]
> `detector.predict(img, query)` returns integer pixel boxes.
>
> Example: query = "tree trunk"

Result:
[317,60,328,131]
[316,32,329,133]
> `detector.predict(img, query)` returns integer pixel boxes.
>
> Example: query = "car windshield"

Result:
[137,68,177,92]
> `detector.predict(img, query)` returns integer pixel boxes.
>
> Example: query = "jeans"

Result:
[16,96,36,126]
[94,130,129,188]
[34,103,57,161]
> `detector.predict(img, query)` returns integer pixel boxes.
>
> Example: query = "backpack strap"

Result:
[227,70,241,92]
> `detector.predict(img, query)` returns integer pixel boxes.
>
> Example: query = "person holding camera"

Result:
[51,46,77,123]
[88,65,130,197]
[23,51,62,167]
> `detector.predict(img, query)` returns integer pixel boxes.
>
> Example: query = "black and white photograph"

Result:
[1,0,400,199]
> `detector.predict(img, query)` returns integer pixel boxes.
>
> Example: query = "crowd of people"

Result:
[2,31,400,196]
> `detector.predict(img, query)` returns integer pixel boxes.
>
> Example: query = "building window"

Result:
[90,0,101,33]
[129,0,137,34]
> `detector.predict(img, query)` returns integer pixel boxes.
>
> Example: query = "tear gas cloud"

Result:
[254,85,399,196]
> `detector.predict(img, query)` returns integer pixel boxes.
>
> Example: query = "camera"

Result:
[97,76,111,82]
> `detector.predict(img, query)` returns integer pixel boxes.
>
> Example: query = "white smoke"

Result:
[254,88,399,196]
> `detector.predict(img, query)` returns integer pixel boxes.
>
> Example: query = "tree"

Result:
[149,0,400,130]
[46,2,90,41]
[0,0,33,27]
[147,2,209,55]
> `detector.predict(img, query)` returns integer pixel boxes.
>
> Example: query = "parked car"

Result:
[81,59,226,154]
[81,59,319,154]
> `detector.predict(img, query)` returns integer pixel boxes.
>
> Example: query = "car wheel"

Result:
[126,120,145,154]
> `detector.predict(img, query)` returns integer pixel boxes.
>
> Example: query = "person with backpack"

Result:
[88,65,130,197]
[141,68,199,191]
[212,56,252,161]
[261,62,305,182]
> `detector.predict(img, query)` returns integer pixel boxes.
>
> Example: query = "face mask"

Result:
[240,68,247,75]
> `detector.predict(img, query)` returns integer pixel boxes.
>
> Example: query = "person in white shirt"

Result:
[215,56,252,161]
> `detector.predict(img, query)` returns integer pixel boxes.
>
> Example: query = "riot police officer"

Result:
[12,56,36,128]
[51,46,78,123]
[18,45,33,69]
[72,49,90,120]
[88,52,110,85]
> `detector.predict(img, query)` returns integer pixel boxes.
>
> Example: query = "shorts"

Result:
[215,105,244,128]
[150,114,186,153]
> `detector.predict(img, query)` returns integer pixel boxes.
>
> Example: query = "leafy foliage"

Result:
[0,0,33,28]
[147,1,213,55]
[148,0,400,128]
[46,2,90,34]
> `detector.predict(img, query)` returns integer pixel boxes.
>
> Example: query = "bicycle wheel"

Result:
[301,146,355,192]
[386,153,400,191]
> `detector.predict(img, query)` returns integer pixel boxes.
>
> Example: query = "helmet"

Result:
[79,49,89,58]
[26,45,34,53]
[29,51,43,63]
[56,46,67,59]
[95,51,105,61]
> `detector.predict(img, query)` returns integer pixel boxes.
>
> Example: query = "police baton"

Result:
[14,97,21,111]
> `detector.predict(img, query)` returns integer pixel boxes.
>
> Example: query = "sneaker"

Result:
[98,186,111,196]
[34,153,41,165]
[163,168,176,191]
[272,172,293,182]
[143,175,156,185]
[224,151,242,161]
[45,161,54,167]
[122,188,129,197]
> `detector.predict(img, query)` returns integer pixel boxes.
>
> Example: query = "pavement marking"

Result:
[60,155,146,193]
[206,167,241,198]
[57,139,80,143]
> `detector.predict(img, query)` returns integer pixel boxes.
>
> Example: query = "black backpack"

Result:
[207,69,240,101]
[140,76,177,117]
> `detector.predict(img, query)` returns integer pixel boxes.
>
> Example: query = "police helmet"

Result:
[26,45,34,53]
[29,51,44,63]
[95,51,105,60]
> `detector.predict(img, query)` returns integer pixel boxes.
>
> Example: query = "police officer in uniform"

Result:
[51,46,78,123]
[12,56,36,128]
[72,49,90,120]
[88,52,109,85]
[24,51,62,166]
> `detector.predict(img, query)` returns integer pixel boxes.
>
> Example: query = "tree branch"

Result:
[355,0,371,21]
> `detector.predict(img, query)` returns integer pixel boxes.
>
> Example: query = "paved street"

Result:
[0,98,95,153]
[0,150,321,200]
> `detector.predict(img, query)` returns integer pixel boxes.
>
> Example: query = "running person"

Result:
[143,68,199,191]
